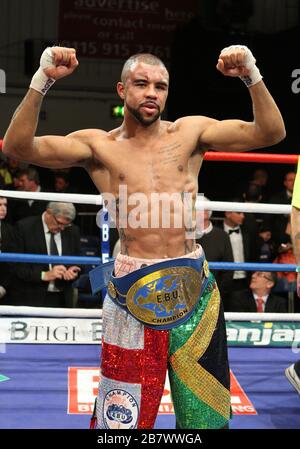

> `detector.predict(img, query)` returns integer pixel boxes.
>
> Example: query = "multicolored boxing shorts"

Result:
[92,246,231,429]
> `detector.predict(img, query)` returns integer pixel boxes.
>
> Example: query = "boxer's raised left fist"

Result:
[216,45,262,87]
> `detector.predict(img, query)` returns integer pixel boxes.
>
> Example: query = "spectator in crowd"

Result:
[227,271,287,313]
[273,216,297,292]
[222,200,259,293]
[54,172,75,194]
[0,197,15,302]
[250,168,270,202]
[266,171,296,246]
[0,157,26,189]
[258,224,277,263]
[196,197,233,305]
[8,167,46,223]
[7,202,81,308]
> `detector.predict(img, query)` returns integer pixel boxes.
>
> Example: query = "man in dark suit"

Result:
[8,167,46,224]
[8,202,81,307]
[227,271,287,313]
[266,171,296,246]
[0,197,15,302]
[196,197,233,303]
[223,206,258,292]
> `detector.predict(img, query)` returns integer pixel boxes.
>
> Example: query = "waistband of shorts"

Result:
[114,244,203,271]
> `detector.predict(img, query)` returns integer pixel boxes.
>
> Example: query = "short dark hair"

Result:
[121,53,168,84]
[17,167,40,185]
[54,172,70,183]
[243,182,262,202]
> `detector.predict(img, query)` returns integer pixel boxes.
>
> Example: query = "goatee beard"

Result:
[126,103,161,126]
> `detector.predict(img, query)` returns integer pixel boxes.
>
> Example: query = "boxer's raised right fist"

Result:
[43,47,79,80]
[30,47,79,96]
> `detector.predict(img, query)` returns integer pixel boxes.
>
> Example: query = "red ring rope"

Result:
[0,139,298,164]
[204,152,299,164]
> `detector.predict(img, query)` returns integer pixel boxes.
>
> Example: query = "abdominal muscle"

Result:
[117,207,197,259]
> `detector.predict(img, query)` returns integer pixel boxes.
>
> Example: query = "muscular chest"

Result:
[111,141,190,189]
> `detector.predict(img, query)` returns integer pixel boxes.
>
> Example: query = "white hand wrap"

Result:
[30,47,56,96]
[221,45,263,88]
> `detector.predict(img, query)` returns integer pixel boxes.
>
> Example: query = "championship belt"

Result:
[107,256,210,330]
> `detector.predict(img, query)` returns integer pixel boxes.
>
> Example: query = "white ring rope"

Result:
[0,306,299,321]
[0,190,291,214]
[0,190,103,205]
[0,305,102,318]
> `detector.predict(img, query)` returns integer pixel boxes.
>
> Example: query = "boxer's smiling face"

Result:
[118,62,169,127]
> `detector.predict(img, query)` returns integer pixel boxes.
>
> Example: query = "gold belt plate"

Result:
[126,266,202,327]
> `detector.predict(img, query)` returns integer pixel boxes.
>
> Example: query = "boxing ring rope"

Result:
[0,253,297,272]
[0,305,299,322]
[0,190,293,215]
[203,152,299,164]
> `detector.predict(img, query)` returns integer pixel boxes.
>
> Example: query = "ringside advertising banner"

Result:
[1,317,300,346]
[0,318,102,344]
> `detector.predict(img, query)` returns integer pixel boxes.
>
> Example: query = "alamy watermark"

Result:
[0,69,6,94]
[96,186,207,239]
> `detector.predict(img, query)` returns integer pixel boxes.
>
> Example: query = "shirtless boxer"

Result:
[3,46,285,429]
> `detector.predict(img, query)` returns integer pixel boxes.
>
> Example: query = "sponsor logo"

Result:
[227,322,300,346]
[103,389,139,429]
[230,372,257,415]
[68,368,256,417]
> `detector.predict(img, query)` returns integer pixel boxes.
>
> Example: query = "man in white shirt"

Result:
[9,202,81,307]
[223,209,248,291]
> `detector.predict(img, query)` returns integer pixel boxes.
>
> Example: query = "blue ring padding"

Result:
[209,262,298,272]
[0,253,298,272]
[0,253,101,265]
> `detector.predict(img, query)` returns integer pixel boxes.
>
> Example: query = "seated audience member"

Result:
[273,217,297,292]
[0,157,27,189]
[222,199,259,294]
[8,202,81,308]
[250,168,270,202]
[8,167,46,223]
[266,171,296,246]
[196,197,233,305]
[258,225,277,263]
[0,197,15,302]
[227,271,287,313]
[54,172,76,193]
